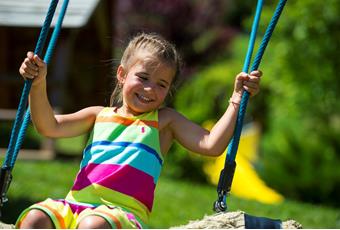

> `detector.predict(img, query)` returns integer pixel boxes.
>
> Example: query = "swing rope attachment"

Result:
[214,160,236,212]
[0,168,12,206]
[213,0,288,212]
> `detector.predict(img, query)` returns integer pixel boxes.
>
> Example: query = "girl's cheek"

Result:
[155,88,165,99]
[162,90,170,100]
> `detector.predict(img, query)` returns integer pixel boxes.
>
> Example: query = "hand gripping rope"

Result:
[0,0,69,216]
[213,0,287,213]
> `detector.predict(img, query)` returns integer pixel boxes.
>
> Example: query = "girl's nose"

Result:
[144,82,155,91]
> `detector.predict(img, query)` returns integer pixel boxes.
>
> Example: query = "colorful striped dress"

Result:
[16,108,163,228]
[65,107,163,224]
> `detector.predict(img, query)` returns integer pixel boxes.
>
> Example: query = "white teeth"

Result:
[137,94,152,102]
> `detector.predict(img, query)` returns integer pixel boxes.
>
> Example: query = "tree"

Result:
[173,0,340,206]
[258,0,340,206]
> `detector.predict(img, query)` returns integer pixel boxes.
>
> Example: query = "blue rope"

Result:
[0,0,69,209]
[3,0,59,169]
[226,0,263,163]
[3,0,69,169]
[11,0,70,167]
[34,0,60,57]
[242,0,263,74]
[227,0,287,162]
[45,0,70,65]
[222,0,287,206]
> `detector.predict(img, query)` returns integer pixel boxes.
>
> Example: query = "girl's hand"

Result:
[232,70,262,102]
[19,51,47,86]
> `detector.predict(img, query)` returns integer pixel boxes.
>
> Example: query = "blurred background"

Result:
[0,0,339,228]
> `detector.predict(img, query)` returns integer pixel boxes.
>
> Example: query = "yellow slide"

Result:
[203,122,284,204]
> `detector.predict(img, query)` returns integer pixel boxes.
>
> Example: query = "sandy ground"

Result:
[172,211,302,229]
[0,221,14,229]
[1,211,302,229]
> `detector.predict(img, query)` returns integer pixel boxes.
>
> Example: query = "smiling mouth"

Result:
[136,93,154,103]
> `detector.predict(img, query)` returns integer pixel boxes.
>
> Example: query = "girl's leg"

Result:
[77,215,111,229]
[19,209,54,229]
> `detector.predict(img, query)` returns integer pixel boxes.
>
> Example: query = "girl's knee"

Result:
[19,209,53,229]
[77,215,111,229]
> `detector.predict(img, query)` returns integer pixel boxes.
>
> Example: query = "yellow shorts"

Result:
[16,198,147,229]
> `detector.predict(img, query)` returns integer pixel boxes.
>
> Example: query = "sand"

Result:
[172,211,302,229]
[0,211,302,229]
[0,221,14,229]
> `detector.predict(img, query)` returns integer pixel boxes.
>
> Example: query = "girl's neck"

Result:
[114,106,154,118]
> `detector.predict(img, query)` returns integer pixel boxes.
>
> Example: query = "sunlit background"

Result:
[0,0,339,228]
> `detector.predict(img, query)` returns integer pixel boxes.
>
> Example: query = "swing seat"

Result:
[172,211,302,229]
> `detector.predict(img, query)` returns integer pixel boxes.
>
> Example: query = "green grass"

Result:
[0,122,87,156]
[151,177,340,228]
[2,159,340,228]
[55,135,88,155]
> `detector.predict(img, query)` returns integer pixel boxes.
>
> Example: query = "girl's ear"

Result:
[117,65,126,84]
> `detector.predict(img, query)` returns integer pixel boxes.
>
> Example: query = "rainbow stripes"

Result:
[16,198,146,228]
[65,108,163,223]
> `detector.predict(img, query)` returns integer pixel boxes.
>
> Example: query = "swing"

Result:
[212,0,288,228]
[0,0,70,216]
[176,0,299,229]
[214,0,287,213]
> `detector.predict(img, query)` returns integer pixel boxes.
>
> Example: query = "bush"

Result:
[166,37,259,182]
[256,0,340,206]
[170,0,340,206]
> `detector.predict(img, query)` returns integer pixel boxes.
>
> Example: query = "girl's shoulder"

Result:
[72,106,105,120]
[83,106,105,115]
[59,106,104,119]
[158,107,184,130]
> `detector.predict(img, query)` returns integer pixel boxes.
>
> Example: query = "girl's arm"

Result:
[162,71,261,156]
[19,51,103,138]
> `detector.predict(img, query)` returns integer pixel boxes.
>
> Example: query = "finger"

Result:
[27,51,35,60]
[237,72,249,78]
[25,60,39,71]
[244,80,259,89]
[250,70,262,76]
[33,55,46,67]
[23,57,39,71]
[243,85,260,96]
[21,72,35,80]
[236,73,250,83]
[247,75,261,84]
[20,66,35,79]
[250,70,262,77]
[20,63,39,77]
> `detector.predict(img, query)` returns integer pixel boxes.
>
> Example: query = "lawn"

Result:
[1,159,340,228]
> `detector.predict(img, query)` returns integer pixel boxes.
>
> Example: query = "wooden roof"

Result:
[0,0,100,28]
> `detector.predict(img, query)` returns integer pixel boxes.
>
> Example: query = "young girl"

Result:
[17,33,261,229]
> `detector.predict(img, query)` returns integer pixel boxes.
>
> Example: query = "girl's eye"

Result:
[137,75,148,80]
[158,84,167,88]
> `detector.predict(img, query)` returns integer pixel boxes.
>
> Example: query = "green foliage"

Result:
[175,61,235,123]
[162,142,208,183]
[166,37,264,182]
[256,0,340,206]
[170,0,340,206]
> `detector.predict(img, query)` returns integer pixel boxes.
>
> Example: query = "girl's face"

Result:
[117,58,175,116]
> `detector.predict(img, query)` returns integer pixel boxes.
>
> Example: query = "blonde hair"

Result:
[110,33,182,106]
